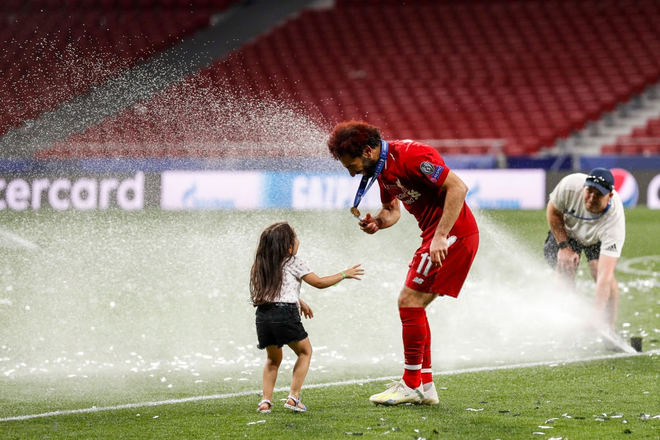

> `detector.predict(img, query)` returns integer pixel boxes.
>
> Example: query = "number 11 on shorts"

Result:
[416,236,456,277]
[417,253,432,276]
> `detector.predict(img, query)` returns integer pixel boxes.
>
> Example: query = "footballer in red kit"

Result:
[378,139,479,297]
[328,121,479,406]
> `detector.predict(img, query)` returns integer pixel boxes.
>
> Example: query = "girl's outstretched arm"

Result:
[301,264,364,289]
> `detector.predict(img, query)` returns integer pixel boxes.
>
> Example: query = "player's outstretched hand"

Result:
[359,213,379,234]
[344,264,364,280]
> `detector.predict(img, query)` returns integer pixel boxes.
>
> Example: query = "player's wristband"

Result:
[557,241,570,249]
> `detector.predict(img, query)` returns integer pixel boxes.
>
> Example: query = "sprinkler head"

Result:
[630,336,643,352]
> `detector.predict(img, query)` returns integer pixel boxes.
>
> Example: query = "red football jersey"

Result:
[378,140,478,240]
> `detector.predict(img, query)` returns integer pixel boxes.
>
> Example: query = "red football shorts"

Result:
[404,232,479,297]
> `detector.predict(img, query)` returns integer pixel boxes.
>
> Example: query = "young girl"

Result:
[250,221,363,413]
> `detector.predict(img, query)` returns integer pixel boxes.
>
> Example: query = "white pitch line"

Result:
[1,349,657,423]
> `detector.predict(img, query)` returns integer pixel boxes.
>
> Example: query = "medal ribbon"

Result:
[352,140,389,210]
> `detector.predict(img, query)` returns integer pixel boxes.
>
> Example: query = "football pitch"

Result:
[0,208,658,439]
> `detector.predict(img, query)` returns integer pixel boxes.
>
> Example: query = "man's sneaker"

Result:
[421,382,439,405]
[369,380,424,405]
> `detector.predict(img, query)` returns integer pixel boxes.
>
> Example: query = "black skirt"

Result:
[255,302,308,350]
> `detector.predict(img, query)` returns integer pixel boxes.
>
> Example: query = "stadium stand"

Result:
[0,0,238,138]
[602,116,660,155]
[20,0,660,159]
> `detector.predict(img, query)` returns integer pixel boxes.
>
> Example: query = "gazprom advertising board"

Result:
[159,169,546,211]
[159,171,383,210]
[160,171,262,210]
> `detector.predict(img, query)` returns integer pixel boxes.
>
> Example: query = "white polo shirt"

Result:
[549,173,626,258]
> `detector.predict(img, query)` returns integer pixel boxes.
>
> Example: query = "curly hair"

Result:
[327,120,381,160]
[249,222,296,306]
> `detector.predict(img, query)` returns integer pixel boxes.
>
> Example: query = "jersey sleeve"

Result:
[403,141,450,187]
[378,140,450,205]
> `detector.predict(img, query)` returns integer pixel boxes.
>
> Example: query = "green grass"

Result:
[1,208,658,439]
[1,356,658,439]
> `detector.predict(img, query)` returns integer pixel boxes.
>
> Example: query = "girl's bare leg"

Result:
[286,337,312,408]
[260,345,283,411]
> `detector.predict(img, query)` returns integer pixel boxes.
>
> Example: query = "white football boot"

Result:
[421,382,439,405]
[369,380,424,405]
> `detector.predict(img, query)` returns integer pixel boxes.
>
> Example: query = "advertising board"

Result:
[0,172,145,211]
[644,173,660,209]
[5,167,656,211]
[160,170,262,210]
[160,169,546,211]
[456,169,546,210]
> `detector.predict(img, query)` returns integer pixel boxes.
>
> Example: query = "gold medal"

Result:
[350,206,361,219]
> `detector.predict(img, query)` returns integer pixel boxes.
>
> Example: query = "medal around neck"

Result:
[350,140,389,221]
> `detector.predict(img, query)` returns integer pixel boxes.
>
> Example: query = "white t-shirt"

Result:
[275,255,313,303]
[549,173,626,258]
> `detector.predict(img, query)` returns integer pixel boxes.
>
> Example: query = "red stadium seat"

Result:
[0,1,240,138]
[600,145,618,155]
[36,0,660,158]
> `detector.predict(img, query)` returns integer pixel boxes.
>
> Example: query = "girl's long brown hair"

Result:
[250,222,296,306]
